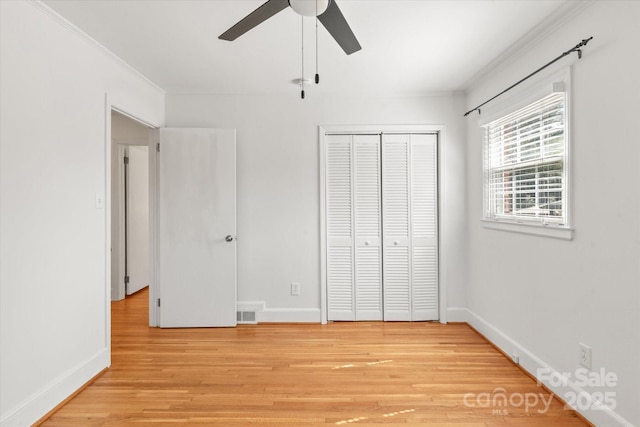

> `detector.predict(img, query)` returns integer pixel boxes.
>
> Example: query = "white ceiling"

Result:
[43,0,572,96]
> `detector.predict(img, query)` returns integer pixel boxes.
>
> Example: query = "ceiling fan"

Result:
[219,0,362,55]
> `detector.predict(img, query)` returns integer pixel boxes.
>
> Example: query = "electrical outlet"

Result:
[579,343,592,369]
[291,282,301,296]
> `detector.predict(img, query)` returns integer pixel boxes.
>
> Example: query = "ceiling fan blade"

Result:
[219,0,289,41]
[317,0,361,55]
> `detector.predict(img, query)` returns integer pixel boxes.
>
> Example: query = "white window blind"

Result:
[484,91,568,225]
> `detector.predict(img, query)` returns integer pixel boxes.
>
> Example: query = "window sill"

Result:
[481,219,574,240]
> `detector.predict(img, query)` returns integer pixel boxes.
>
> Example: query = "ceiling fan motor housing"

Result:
[289,0,330,17]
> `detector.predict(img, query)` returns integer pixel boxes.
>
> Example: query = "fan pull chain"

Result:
[315,0,319,84]
[301,16,305,99]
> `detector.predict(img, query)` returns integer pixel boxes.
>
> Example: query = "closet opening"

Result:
[320,126,442,324]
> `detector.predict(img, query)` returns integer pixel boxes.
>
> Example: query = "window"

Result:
[483,90,568,229]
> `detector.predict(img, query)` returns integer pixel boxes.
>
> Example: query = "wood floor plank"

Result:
[40,288,591,426]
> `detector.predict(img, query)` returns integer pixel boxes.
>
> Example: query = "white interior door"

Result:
[126,145,149,295]
[159,128,237,328]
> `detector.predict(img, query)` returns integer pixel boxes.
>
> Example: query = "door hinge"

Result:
[123,156,129,164]
[157,298,161,307]
[124,275,130,284]
[156,143,160,152]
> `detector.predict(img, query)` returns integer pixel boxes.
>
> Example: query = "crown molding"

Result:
[463,0,596,93]
[28,0,166,95]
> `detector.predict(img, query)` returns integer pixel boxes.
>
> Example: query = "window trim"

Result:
[481,219,573,240]
[479,67,573,239]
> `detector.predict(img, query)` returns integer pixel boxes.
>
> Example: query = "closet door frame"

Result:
[319,125,446,325]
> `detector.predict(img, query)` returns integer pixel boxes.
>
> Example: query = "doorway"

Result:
[107,112,237,328]
[110,111,151,302]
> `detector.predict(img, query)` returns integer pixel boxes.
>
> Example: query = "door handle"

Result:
[225,235,234,242]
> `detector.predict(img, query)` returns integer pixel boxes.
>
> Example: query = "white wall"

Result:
[0,2,164,425]
[166,93,467,321]
[465,2,640,426]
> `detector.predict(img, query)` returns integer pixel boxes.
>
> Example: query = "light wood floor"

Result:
[41,289,590,426]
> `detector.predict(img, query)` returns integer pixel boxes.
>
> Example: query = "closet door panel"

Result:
[354,135,382,320]
[410,135,438,321]
[326,136,354,320]
[382,135,411,321]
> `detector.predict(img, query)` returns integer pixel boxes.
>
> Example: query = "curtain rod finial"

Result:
[463,108,481,117]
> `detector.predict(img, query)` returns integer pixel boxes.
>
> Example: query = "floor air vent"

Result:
[236,311,257,324]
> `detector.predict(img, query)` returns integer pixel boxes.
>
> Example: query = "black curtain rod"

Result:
[464,37,593,117]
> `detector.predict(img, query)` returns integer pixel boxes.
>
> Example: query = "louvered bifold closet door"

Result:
[326,135,355,320]
[382,133,438,321]
[410,134,438,321]
[326,135,382,321]
[353,135,382,320]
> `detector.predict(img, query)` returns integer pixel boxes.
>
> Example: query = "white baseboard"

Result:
[237,301,266,313]
[259,308,321,323]
[445,307,469,323]
[237,300,321,323]
[464,308,633,427]
[0,349,108,427]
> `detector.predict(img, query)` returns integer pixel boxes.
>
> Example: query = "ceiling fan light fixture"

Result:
[289,0,330,17]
